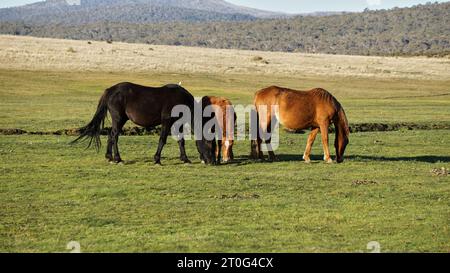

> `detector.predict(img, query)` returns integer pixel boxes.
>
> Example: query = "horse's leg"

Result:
[250,130,265,160]
[320,124,333,164]
[217,139,222,164]
[250,140,259,159]
[176,123,191,164]
[266,138,277,162]
[257,134,264,160]
[256,111,270,161]
[154,119,170,165]
[303,128,319,163]
[251,108,265,160]
[264,115,278,162]
[177,137,191,164]
[250,122,261,159]
[264,121,276,161]
[105,130,114,162]
[265,130,278,161]
[111,117,127,164]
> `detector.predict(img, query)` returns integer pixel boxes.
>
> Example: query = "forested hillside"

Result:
[0,2,449,56]
[0,0,264,24]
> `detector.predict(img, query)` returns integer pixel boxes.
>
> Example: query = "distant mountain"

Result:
[76,0,284,17]
[0,0,285,24]
[1,2,449,56]
[90,0,283,17]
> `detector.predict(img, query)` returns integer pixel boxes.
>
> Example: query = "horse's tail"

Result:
[71,90,109,151]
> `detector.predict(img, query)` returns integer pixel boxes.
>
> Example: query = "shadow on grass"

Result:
[347,155,450,163]
[276,154,450,163]
[119,154,450,165]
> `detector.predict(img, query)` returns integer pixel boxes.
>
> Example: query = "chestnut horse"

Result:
[202,96,237,163]
[251,86,350,163]
[72,82,216,165]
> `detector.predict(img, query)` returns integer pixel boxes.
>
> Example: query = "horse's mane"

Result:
[338,107,350,137]
[311,88,350,137]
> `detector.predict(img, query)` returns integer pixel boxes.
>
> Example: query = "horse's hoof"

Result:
[117,161,125,166]
[154,161,162,166]
[325,159,333,164]
[304,159,311,164]
[201,160,206,165]
[183,160,192,165]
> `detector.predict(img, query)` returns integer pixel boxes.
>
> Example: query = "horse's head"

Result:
[196,139,217,165]
[335,134,349,163]
[334,107,350,163]
[221,139,234,163]
[192,97,219,165]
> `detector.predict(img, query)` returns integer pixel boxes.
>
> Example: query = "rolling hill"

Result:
[0,0,284,24]
[0,1,449,56]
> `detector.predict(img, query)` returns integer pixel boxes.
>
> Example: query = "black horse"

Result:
[72,82,216,165]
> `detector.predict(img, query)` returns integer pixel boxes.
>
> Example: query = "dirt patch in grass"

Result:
[212,193,261,200]
[1,122,450,136]
[430,168,449,176]
[251,56,270,64]
[9,126,161,136]
[352,180,379,186]
[286,122,450,134]
[0,128,27,135]
[349,123,450,133]
[64,126,161,136]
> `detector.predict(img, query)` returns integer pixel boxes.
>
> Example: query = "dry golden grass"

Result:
[1,35,449,80]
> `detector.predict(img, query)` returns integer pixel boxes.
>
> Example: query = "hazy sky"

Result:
[0,0,448,12]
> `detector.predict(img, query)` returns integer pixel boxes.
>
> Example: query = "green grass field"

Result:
[0,69,449,252]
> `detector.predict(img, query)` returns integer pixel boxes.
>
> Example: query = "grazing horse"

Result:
[251,86,350,163]
[202,96,237,163]
[72,82,216,165]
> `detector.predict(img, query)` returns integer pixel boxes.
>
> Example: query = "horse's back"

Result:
[109,82,194,104]
[106,82,194,128]
[205,96,234,115]
[254,86,284,105]
[207,96,232,106]
[203,96,236,138]
[255,86,339,130]
[164,84,195,100]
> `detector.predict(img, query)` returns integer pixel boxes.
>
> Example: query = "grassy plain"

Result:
[1,69,450,132]
[1,131,449,252]
[0,36,449,252]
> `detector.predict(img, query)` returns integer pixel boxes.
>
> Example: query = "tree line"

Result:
[0,2,449,56]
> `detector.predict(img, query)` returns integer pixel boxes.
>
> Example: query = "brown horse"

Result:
[72,82,217,165]
[251,86,350,163]
[202,96,237,163]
